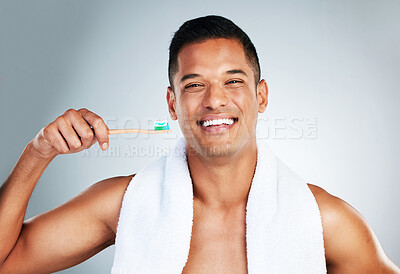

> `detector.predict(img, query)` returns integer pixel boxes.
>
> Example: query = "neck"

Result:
[186,140,257,210]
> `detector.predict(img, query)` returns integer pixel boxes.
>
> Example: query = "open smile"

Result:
[197,115,238,133]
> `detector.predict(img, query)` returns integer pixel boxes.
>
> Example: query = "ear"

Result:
[256,79,268,113]
[166,86,178,120]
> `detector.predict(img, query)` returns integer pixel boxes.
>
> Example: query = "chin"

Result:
[184,129,254,158]
[186,137,237,158]
[200,143,233,157]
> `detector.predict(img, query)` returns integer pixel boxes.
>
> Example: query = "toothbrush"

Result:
[107,120,171,135]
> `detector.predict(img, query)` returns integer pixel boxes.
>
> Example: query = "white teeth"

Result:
[201,118,235,127]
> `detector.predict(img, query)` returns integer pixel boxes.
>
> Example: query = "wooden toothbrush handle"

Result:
[108,129,171,135]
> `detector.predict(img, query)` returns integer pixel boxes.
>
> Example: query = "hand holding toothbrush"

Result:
[30,108,170,160]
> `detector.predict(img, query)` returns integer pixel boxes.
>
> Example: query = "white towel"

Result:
[111,138,326,273]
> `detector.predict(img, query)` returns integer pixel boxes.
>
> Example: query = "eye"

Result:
[226,79,245,86]
[228,80,241,84]
[184,83,204,92]
[186,83,201,88]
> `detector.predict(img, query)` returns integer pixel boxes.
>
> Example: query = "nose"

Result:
[202,84,228,110]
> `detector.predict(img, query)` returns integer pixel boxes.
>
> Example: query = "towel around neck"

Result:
[112,138,326,273]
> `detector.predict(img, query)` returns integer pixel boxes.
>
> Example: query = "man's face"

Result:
[167,38,268,157]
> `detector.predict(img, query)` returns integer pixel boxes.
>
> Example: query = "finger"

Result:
[63,109,94,149]
[91,135,98,146]
[39,127,52,147]
[43,124,69,154]
[78,108,109,150]
[55,116,82,150]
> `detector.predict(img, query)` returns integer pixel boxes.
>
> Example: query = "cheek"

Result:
[232,92,258,115]
[178,95,200,115]
[176,98,194,125]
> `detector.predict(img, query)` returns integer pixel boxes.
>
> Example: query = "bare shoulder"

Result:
[307,184,399,273]
[78,174,135,234]
[0,174,135,273]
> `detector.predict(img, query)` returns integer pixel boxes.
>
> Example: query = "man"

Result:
[0,15,398,273]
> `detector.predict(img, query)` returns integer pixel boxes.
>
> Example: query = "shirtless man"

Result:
[0,15,398,273]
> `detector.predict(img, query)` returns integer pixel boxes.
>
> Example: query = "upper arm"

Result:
[308,184,399,273]
[1,174,133,274]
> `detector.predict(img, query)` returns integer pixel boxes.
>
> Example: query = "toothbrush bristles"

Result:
[154,120,169,131]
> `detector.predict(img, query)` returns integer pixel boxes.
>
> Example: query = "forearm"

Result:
[0,141,54,264]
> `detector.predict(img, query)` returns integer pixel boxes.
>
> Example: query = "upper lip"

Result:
[197,114,238,125]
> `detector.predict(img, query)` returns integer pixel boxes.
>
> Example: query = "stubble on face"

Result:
[170,38,260,159]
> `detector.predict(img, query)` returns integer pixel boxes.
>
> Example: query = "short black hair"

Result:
[168,15,261,91]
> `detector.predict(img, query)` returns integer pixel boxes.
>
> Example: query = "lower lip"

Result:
[199,121,237,133]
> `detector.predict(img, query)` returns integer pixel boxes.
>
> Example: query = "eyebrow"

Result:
[179,69,248,83]
[226,69,248,76]
[180,74,201,83]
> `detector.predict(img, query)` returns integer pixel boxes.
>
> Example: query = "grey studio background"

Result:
[0,0,399,273]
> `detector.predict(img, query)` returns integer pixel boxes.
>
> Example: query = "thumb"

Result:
[91,136,108,151]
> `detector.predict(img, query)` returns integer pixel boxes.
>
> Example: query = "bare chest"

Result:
[181,207,248,274]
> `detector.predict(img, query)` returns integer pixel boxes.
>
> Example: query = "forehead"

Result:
[175,38,253,78]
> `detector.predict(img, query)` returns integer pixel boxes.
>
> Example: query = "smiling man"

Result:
[166,36,265,273]
[0,15,399,273]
